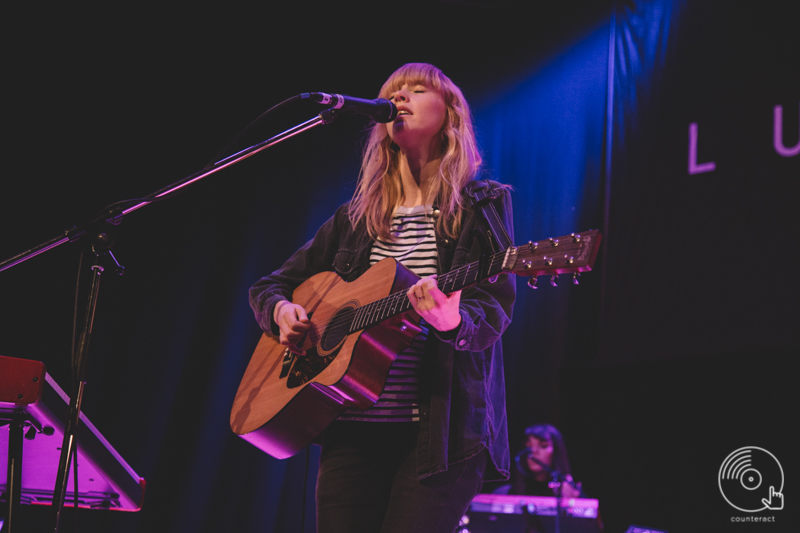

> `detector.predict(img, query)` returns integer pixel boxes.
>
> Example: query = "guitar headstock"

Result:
[502,230,602,280]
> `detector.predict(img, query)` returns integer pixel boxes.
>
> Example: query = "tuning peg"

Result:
[550,274,558,287]
[527,276,539,289]
[573,272,580,285]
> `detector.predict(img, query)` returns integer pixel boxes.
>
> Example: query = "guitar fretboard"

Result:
[347,249,508,334]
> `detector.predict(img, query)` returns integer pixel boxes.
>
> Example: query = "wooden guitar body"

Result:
[230,258,422,459]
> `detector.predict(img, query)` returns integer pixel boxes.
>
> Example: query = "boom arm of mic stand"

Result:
[0,110,335,273]
[121,111,334,216]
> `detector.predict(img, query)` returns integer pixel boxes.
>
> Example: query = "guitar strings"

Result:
[324,251,501,336]
[313,254,491,334]
[298,250,507,353]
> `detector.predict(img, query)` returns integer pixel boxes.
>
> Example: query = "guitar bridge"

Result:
[286,348,340,388]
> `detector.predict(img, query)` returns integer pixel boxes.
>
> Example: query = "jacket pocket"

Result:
[333,250,359,281]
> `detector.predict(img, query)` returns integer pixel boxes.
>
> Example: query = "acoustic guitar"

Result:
[230,230,601,459]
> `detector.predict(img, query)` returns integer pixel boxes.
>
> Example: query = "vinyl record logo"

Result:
[719,446,784,512]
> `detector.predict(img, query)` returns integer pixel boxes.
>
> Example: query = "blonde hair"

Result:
[349,63,481,240]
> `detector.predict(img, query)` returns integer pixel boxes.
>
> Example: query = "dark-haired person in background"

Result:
[497,425,603,533]
[494,424,585,498]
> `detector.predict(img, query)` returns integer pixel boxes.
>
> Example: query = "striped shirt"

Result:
[339,204,437,422]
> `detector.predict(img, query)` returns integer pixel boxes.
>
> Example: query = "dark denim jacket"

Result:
[249,180,515,481]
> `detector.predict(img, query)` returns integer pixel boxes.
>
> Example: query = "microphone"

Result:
[302,92,398,123]
[515,447,535,476]
[515,447,555,476]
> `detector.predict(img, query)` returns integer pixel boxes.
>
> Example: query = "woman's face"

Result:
[526,435,554,474]
[386,82,447,152]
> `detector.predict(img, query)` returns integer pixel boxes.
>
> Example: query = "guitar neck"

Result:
[347,250,508,334]
[345,229,602,334]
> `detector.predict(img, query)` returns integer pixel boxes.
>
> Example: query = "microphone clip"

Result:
[319,107,342,125]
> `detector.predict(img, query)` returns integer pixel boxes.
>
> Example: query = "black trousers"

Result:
[316,421,487,533]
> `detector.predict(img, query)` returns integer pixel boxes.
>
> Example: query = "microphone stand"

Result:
[0,107,341,533]
[550,470,562,533]
[515,449,569,533]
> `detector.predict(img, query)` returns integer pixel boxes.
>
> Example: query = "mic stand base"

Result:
[51,256,106,533]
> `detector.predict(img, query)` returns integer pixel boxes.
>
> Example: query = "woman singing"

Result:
[249,63,515,533]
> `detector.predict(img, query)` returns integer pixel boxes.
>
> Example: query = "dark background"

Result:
[2,1,798,532]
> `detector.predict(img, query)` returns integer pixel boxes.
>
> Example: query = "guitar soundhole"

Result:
[320,305,356,352]
[286,304,357,389]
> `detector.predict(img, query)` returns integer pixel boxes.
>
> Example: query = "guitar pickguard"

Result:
[285,346,342,388]
[285,302,357,389]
